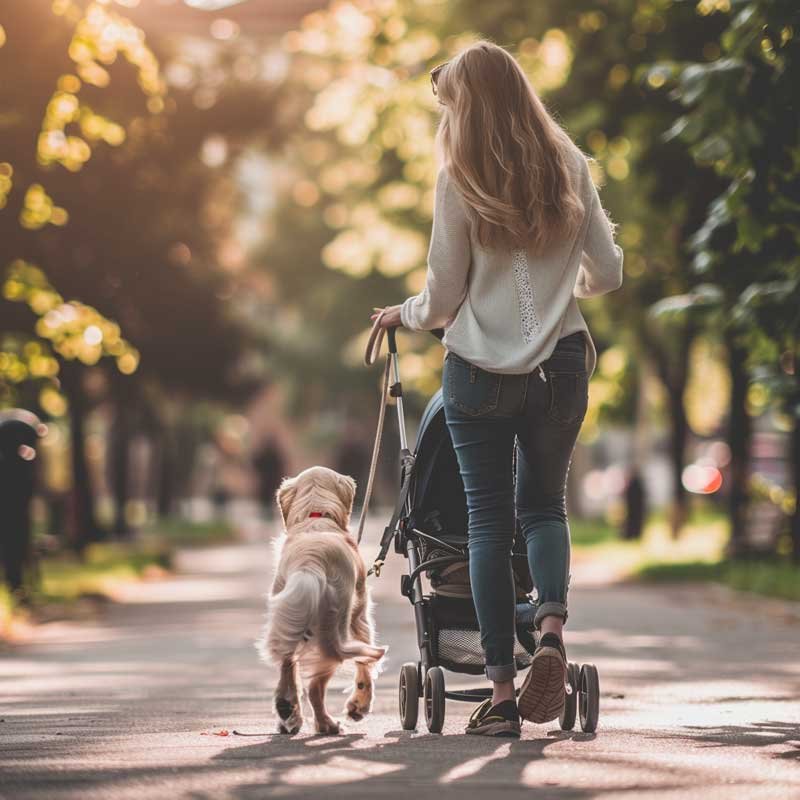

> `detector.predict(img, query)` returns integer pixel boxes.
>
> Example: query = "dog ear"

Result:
[336,474,357,524]
[276,476,297,527]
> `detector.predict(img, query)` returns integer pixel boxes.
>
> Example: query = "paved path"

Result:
[2,520,799,799]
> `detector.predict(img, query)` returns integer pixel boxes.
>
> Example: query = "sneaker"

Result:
[465,699,521,738]
[517,632,567,724]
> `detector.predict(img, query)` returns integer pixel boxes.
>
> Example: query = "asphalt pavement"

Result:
[1,517,799,799]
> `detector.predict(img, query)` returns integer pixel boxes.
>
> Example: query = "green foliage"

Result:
[0,2,270,409]
[662,0,799,397]
[0,1,159,408]
[4,259,140,375]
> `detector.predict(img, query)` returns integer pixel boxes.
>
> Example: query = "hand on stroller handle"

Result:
[367,305,446,359]
[365,309,399,366]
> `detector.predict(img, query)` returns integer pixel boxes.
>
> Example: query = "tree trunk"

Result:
[622,356,651,540]
[791,352,800,563]
[726,333,752,557]
[666,379,690,534]
[791,418,800,563]
[156,429,176,519]
[61,362,104,553]
[171,415,201,514]
[642,324,693,536]
[109,376,133,538]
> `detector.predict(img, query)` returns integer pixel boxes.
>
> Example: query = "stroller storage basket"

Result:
[430,594,533,676]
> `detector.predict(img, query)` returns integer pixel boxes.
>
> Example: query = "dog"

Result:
[257,466,386,734]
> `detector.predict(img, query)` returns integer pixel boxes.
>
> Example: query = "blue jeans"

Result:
[442,333,588,682]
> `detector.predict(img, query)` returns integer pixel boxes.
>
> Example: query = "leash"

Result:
[358,312,416,577]
[355,310,392,547]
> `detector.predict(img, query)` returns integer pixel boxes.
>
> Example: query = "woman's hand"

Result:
[370,304,403,329]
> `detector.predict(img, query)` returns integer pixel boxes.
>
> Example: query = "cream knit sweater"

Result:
[400,148,623,375]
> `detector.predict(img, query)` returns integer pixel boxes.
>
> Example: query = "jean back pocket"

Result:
[546,370,588,426]
[444,352,502,416]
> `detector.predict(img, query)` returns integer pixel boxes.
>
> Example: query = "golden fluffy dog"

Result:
[258,466,385,734]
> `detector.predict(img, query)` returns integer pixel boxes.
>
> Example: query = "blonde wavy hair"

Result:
[433,40,585,254]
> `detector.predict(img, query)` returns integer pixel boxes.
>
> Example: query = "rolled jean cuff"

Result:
[534,602,568,629]
[485,662,517,681]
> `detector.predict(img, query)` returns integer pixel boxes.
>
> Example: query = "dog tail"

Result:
[338,640,387,664]
[259,570,324,664]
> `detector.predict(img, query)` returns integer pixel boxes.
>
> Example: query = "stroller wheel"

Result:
[424,666,446,734]
[399,662,420,730]
[578,663,600,733]
[559,662,579,731]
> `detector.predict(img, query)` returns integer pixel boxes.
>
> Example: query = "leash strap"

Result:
[355,357,390,546]
[358,311,416,576]
[368,448,414,576]
[356,311,391,546]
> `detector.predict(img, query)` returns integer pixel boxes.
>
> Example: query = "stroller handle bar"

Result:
[364,312,444,367]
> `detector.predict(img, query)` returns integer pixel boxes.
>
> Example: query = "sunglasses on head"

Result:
[430,61,448,96]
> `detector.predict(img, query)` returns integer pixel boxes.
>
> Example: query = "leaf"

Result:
[677,59,744,105]
[735,213,766,251]
[729,4,758,34]
[693,250,715,275]
[738,279,798,310]
[662,112,705,144]
[663,115,689,142]
[649,284,725,320]
[693,135,732,162]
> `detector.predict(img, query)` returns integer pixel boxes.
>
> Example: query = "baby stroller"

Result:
[363,324,600,734]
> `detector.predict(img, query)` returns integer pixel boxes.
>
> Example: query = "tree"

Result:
[1,2,281,543]
[658,0,799,557]
[0,0,165,546]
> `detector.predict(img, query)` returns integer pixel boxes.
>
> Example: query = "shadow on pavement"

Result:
[656,720,800,762]
[203,727,631,799]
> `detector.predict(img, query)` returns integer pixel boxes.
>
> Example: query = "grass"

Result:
[34,542,171,603]
[569,517,618,547]
[0,517,238,634]
[0,518,235,639]
[0,541,172,639]
[1,518,236,631]
[141,516,236,546]
[571,507,800,603]
[571,509,728,574]
[638,558,800,603]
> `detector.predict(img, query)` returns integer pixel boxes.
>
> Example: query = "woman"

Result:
[372,41,623,737]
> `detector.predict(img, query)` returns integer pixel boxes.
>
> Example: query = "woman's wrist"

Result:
[399,298,416,331]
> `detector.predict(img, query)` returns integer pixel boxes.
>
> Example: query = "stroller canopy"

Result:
[408,389,468,546]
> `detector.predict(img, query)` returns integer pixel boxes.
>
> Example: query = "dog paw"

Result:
[277,718,303,735]
[346,706,363,722]
[345,690,372,721]
[314,717,341,735]
[275,697,302,734]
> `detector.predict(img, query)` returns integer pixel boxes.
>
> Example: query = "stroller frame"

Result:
[369,328,600,734]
